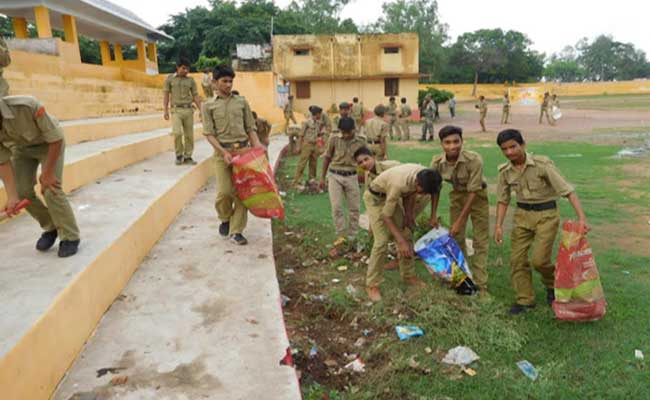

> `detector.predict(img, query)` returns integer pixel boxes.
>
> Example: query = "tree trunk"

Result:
[472,69,479,97]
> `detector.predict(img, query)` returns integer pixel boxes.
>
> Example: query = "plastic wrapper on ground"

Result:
[231,147,285,219]
[414,227,474,289]
[553,220,607,322]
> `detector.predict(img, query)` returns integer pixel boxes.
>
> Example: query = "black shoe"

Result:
[175,156,184,165]
[509,303,536,315]
[231,233,248,245]
[58,240,80,258]
[219,221,230,237]
[546,288,555,305]
[183,157,197,165]
[36,230,58,251]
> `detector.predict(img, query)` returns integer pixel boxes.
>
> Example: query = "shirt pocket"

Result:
[211,106,228,131]
[455,168,469,186]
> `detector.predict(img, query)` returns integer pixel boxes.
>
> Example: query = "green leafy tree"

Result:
[577,35,650,81]
[418,87,453,107]
[372,0,447,82]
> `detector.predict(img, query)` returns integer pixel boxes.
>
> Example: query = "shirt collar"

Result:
[0,99,15,119]
[506,152,534,171]
[442,150,467,165]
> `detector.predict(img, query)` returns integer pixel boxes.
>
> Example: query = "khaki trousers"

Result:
[364,190,415,287]
[214,151,248,235]
[293,142,319,185]
[449,189,489,289]
[397,117,410,140]
[501,108,510,124]
[171,108,194,158]
[509,207,560,305]
[479,113,487,131]
[13,143,80,240]
[284,114,297,133]
[387,117,397,139]
[539,108,554,125]
[327,172,360,237]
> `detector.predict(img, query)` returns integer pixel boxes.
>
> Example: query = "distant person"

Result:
[386,96,398,140]
[283,95,297,134]
[494,129,589,314]
[420,94,436,141]
[448,95,456,119]
[475,95,487,132]
[0,37,11,96]
[501,93,511,124]
[351,97,365,129]
[292,106,323,188]
[201,68,213,99]
[539,92,554,125]
[365,105,390,160]
[397,97,412,141]
[0,96,80,257]
[163,57,202,165]
[551,94,561,122]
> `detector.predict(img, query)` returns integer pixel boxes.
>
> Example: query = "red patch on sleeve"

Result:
[35,106,46,118]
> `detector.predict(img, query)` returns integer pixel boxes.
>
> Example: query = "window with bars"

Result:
[384,78,399,96]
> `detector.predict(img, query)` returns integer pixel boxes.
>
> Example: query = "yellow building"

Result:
[0,0,171,74]
[273,33,421,117]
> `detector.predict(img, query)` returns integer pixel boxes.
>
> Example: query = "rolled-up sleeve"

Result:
[545,162,574,196]
[466,158,485,192]
[242,99,256,136]
[496,171,510,204]
[201,103,216,137]
[34,103,64,143]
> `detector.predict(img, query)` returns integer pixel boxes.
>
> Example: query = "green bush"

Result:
[194,55,228,72]
[418,87,454,108]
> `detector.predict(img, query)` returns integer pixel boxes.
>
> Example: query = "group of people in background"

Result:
[476,92,561,132]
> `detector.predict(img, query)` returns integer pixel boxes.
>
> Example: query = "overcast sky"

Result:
[112,0,650,57]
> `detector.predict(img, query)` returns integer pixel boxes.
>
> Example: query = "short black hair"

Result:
[353,146,373,159]
[438,125,463,141]
[496,129,525,146]
[213,64,235,80]
[401,97,407,103]
[353,97,359,103]
[252,111,258,119]
[416,169,442,195]
[177,57,191,68]
[389,96,395,101]
[338,116,355,132]
[309,106,322,115]
[231,90,240,96]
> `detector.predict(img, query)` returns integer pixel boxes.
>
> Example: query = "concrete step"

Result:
[62,113,175,146]
[0,124,203,209]
[54,138,299,400]
[0,142,214,400]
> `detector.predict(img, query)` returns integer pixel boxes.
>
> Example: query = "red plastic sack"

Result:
[231,147,285,219]
[552,221,606,321]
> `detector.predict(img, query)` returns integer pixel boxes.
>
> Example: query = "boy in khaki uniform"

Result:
[495,129,589,314]
[539,92,554,125]
[386,97,398,140]
[283,95,297,133]
[320,117,366,241]
[397,97,412,140]
[292,106,324,187]
[351,97,365,129]
[201,68,214,99]
[0,96,80,257]
[364,164,442,301]
[202,65,264,245]
[501,93,511,124]
[475,95,487,132]
[430,125,489,291]
[163,58,202,165]
[364,105,389,160]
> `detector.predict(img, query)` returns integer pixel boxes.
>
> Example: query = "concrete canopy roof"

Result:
[0,0,173,44]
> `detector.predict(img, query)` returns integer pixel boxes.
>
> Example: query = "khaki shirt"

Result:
[300,118,322,143]
[370,163,424,218]
[0,96,64,164]
[478,100,487,115]
[365,117,388,143]
[366,159,400,186]
[201,94,256,143]
[497,153,574,205]
[320,113,332,135]
[163,74,198,106]
[503,97,511,110]
[351,103,364,119]
[541,97,550,109]
[386,102,398,119]
[325,134,366,172]
[399,104,412,118]
[423,101,436,119]
[430,150,486,193]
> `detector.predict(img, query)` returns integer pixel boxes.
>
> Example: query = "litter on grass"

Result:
[441,346,479,366]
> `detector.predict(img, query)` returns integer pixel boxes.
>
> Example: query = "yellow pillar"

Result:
[147,42,158,63]
[12,17,29,39]
[136,39,146,59]
[62,15,79,44]
[99,40,111,65]
[114,43,123,64]
[33,6,52,39]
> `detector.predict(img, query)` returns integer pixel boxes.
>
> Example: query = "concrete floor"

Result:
[0,142,213,358]
[54,137,300,400]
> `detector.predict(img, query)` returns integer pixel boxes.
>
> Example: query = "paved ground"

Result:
[54,138,301,400]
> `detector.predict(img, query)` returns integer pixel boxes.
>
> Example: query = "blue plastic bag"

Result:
[414,227,474,290]
[395,325,424,341]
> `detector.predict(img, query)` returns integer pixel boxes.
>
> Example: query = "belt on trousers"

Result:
[220,140,250,150]
[329,169,356,177]
[368,187,386,198]
[368,140,381,144]
[172,104,193,109]
[517,200,556,211]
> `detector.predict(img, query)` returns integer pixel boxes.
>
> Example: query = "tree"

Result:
[372,0,447,82]
[577,35,650,81]
[544,59,585,82]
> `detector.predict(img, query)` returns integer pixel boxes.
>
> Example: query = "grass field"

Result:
[272,137,650,400]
